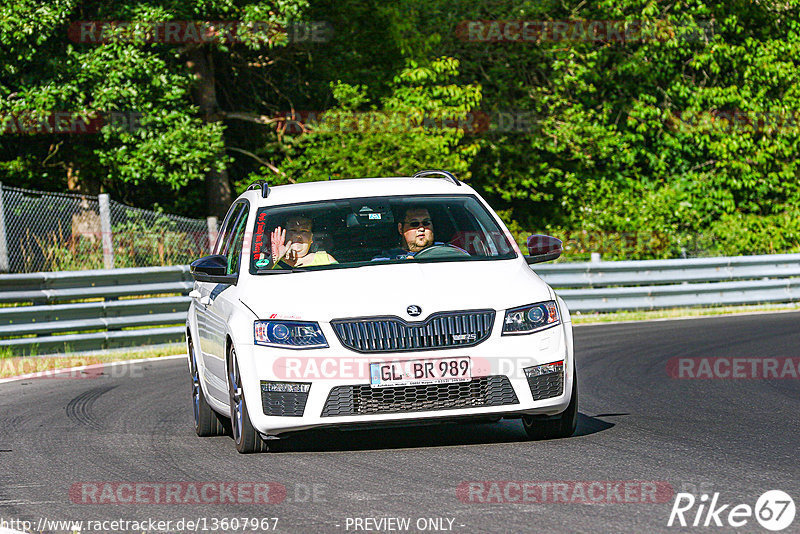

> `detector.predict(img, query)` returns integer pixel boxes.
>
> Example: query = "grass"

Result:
[571,302,800,324]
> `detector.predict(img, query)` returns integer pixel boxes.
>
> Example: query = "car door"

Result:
[195,201,248,402]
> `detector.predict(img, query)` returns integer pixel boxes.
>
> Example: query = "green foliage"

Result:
[0,0,307,204]
[25,215,205,271]
[705,207,800,256]
[27,232,104,272]
[392,0,800,258]
[110,214,207,267]
[3,0,800,259]
[248,56,481,187]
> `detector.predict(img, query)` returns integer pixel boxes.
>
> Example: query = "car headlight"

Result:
[502,300,560,335]
[254,320,328,349]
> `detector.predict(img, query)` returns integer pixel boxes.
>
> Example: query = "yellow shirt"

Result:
[296,251,337,267]
[258,250,337,269]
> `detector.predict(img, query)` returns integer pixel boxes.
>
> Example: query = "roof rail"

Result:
[412,169,461,186]
[247,180,270,198]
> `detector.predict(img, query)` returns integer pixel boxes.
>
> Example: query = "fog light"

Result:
[524,360,563,378]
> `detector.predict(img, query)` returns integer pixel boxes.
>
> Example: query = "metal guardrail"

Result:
[533,253,800,287]
[0,266,193,355]
[0,254,798,355]
[534,253,800,312]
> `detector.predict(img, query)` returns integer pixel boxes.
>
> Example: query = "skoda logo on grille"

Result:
[406,305,422,317]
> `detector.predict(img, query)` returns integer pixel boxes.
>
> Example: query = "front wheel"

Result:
[522,368,578,440]
[227,346,270,453]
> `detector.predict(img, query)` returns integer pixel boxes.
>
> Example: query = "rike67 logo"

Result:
[668,490,795,531]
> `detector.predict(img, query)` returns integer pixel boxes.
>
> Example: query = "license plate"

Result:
[369,357,472,388]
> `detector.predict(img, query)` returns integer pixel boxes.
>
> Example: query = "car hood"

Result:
[239,259,553,322]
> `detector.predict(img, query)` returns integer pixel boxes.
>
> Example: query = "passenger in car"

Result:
[265,216,337,268]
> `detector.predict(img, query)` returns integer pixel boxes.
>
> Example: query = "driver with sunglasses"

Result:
[373,207,459,260]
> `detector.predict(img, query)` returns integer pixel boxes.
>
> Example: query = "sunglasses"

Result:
[404,219,433,228]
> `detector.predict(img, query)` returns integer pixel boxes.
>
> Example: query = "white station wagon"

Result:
[186,170,577,453]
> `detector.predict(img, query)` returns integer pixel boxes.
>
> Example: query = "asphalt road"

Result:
[1,312,798,534]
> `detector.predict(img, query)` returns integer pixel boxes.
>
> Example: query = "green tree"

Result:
[250,56,481,185]
[389,0,800,258]
[0,0,308,216]
[3,0,799,259]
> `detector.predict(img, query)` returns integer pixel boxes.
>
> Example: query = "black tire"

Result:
[188,336,228,437]
[227,345,270,454]
[522,367,578,440]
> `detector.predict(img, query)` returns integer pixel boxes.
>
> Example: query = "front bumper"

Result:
[236,319,574,436]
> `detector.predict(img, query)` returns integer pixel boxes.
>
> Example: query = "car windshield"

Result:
[249,194,517,273]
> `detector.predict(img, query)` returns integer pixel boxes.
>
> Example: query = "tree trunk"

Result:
[66,161,79,191]
[186,45,232,218]
[65,161,100,194]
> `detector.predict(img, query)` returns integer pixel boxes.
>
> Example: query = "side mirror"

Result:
[190,254,238,285]
[525,235,563,264]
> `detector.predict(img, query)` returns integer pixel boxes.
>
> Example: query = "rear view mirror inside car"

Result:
[346,202,395,227]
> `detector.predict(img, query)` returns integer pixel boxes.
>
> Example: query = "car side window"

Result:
[226,205,249,275]
[215,203,245,255]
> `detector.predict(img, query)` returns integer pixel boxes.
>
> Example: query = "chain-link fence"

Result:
[0,183,214,273]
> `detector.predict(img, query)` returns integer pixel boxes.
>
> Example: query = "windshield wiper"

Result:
[255,267,310,274]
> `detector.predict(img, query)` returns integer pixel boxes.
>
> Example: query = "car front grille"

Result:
[527,369,564,401]
[330,310,495,353]
[320,375,518,417]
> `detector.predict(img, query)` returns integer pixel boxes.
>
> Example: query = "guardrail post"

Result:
[591,252,601,263]
[99,193,115,269]
[207,216,218,253]
[0,182,8,273]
